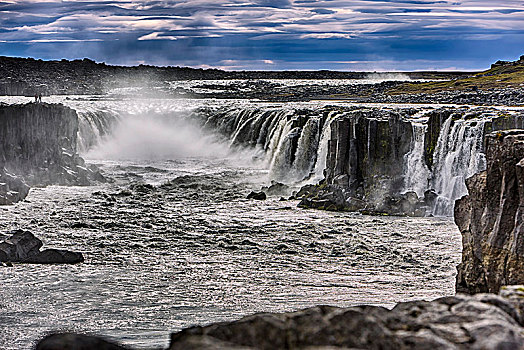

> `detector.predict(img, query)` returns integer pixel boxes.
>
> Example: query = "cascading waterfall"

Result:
[291,117,320,181]
[268,119,297,182]
[403,122,431,197]
[430,116,487,216]
[70,100,502,217]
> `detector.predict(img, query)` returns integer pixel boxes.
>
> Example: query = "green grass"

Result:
[388,62,524,95]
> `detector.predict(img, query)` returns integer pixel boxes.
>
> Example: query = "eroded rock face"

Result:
[167,286,524,350]
[0,229,84,264]
[455,130,524,293]
[0,103,105,204]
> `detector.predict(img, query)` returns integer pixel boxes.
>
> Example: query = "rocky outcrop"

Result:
[34,286,524,349]
[0,229,84,264]
[247,191,267,200]
[324,110,413,197]
[0,102,104,204]
[455,130,524,293]
[199,104,524,216]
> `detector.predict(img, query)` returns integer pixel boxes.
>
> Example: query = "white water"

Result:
[0,93,512,350]
[0,95,511,215]
[71,100,498,216]
[292,117,321,181]
[403,122,431,197]
[430,116,487,216]
[311,112,339,183]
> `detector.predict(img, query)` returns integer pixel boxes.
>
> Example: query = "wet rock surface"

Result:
[0,102,105,204]
[455,130,524,293]
[247,191,267,200]
[0,229,84,264]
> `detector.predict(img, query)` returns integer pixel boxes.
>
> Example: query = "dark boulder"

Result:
[374,191,427,217]
[25,248,84,264]
[36,333,129,350]
[297,184,348,211]
[0,170,30,205]
[260,181,291,196]
[247,191,266,200]
[0,229,84,264]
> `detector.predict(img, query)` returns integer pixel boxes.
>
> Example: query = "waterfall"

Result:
[403,122,430,197]
[268,119,296,181]
[311,111,339,182]
[77,109,120,154]
[292,117,320,181]
[430,116,487,216]
[69,100,503,217]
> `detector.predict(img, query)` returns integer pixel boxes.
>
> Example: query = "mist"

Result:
[86,111,237,161]
[365,73,411,81]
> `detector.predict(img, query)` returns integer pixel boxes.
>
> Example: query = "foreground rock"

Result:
[0,229,83,264]
[168,286,524,349]
[36,333,127,350]
[34,286,524,349]
[455,130,524,294]
[0,103,105,204]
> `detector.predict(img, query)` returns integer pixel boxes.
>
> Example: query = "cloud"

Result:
[138,32,178,40]
[0,0,523,70]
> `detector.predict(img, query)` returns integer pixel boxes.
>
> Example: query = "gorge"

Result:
[1,57,524,349]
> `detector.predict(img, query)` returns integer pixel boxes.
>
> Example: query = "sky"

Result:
[0,0,523,71]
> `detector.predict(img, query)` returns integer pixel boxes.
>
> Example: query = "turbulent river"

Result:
[0,95,462,349]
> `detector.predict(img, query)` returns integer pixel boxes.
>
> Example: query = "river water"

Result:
[0,94,461,349]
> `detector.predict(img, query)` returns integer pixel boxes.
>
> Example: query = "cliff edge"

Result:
[455,130,524,293]
[0,102,104,204]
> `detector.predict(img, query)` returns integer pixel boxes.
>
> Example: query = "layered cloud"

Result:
[0,0,523,70]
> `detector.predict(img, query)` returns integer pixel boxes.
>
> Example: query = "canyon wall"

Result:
[0,103,104,204]
[455,130,524,293]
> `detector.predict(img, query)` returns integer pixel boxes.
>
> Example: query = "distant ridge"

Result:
[0,56,470,96]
